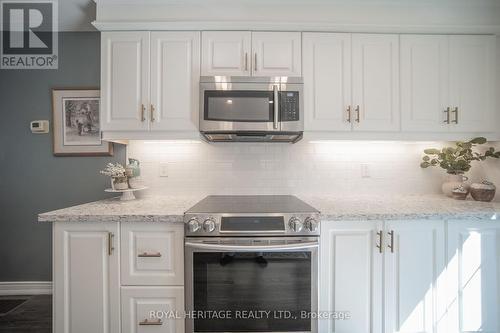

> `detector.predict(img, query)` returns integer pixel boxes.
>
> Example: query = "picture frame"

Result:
[52,88,113,156]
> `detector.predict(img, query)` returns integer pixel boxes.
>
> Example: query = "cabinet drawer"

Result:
[121,223,184,286]
[121,286,185,333]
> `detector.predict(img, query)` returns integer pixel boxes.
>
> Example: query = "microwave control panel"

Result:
[280,91,300,121]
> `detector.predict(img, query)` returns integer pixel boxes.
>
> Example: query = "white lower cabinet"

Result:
[384,221,446,333]
[121,223,184,286]
[53,222,120,333]
[446,220,500,333]
[320,220,445,333]
[121,287,185,333]
[319,221,384,333]
[320,220,500,333]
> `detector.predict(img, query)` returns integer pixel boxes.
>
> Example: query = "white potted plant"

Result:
[100,163,129,190]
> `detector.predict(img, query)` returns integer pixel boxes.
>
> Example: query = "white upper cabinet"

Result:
[352,34,400,132]
[201,31,251,76]
[384,221,446,333]
[303,33,352,131]
[401,35,449,132]
[101,31,200,134]
[150,32,200,132]
[251,32,301,76]
[304,33,400,132]
[101,32,150,131]
[449,35,495,133]
[401,35,495,133]
[201,31,301,77]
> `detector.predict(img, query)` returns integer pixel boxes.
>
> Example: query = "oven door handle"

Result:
[185,241,318,252]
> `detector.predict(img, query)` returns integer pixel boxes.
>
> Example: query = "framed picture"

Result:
[52,88,113,156]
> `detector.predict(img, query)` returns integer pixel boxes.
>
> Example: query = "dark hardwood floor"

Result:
[0,295,51,333]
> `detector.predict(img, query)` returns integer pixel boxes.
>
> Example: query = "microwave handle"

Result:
[273,85,279,130]
[185,241,318,252]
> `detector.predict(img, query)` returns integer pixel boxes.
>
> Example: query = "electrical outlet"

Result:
[360,164,371,178]
[159,163,168,177]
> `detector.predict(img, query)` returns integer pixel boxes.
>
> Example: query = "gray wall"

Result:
[0,32,125,282]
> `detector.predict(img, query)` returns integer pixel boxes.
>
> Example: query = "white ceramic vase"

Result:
[442,173,469,197]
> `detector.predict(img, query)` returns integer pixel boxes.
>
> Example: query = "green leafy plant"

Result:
[420,137,500,174]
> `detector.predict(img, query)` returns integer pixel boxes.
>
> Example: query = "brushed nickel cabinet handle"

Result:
[376,230,383,253]
[254,53,257,71]
[244,52,248,71]
[150,105,155,122]
[346,105,352,123]
[451,107,458,124]
[355,105,360,123]
[141,104,146,122]
[139,319,163,326]
[388,230,394,253]
[444,107,450,124]
[108,232,114,256]
[138,251,162,258]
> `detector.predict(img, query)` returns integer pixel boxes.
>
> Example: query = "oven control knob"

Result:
[288,217,303,232]
[305,217,319,232]
[187,218,201,233]
[203,218,216,233]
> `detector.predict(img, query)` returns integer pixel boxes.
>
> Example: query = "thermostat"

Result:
[30,120,50,134]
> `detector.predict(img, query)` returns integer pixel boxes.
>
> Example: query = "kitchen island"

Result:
[39,194,500,333]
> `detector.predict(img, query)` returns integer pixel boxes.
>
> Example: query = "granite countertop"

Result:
[38,194,500,223]
[38,195,203,223]
[300,195,500,221]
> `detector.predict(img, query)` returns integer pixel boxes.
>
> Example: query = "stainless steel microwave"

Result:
[199,76,304,143]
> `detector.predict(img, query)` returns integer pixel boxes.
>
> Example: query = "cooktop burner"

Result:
[185,195,319,214]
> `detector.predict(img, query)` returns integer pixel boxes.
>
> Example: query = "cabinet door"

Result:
[401,35,449,132]
[121,287,185,333]
[101,32,150,131]
[320,221,384,333]
[384,221,446,333]
[201,31,251,76]
[150,32,200,132]
[352,34,400,131]
[303,33,352,131]
[252,32,301,77]
[449,36,496,133]
[53,222,120,333]
[121,222,184,286]
[446,220,500,333]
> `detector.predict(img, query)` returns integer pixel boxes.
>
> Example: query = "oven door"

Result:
[200,82,281,132]
[185,237,318,333]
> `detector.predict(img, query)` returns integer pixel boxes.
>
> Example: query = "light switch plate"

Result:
[159,163,168,177]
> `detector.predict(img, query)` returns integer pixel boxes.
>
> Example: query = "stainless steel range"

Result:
[184,195,320,333]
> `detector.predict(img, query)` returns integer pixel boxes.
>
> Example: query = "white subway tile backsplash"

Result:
[127,140,500,198]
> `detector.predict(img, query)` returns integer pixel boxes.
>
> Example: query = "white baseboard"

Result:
[0,281,52,296]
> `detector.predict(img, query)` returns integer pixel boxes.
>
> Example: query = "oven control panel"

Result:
[184,213,320,237]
